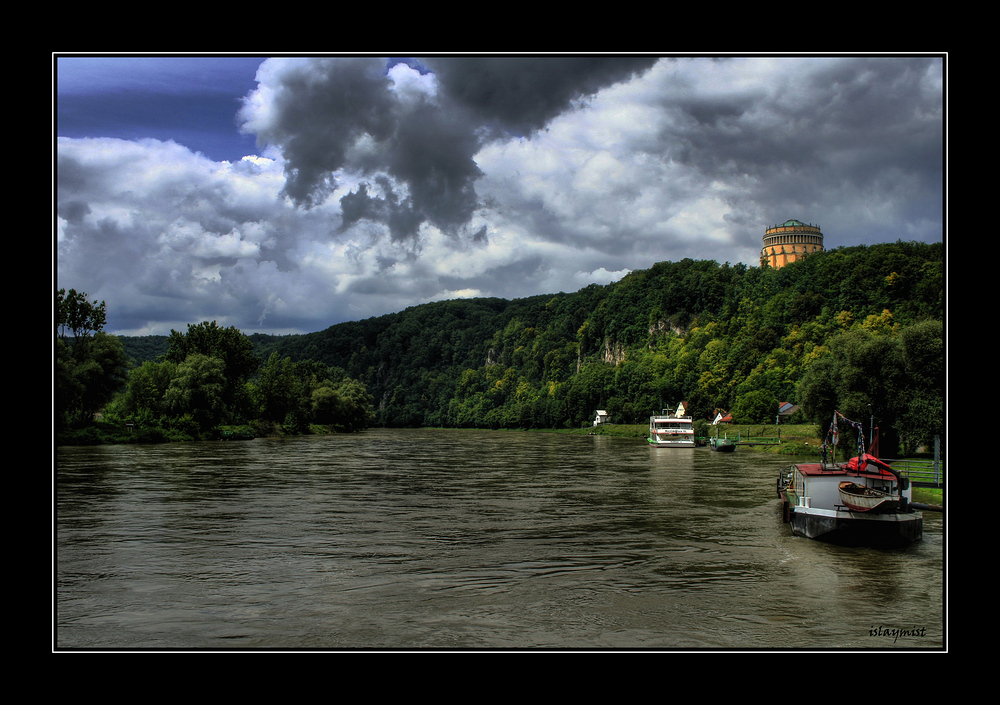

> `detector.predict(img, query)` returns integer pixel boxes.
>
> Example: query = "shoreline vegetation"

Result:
[58,243,943,471]
[563,422,943,506]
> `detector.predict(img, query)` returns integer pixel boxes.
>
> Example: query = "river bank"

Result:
[564,423,943,507]
[566,422,823,449]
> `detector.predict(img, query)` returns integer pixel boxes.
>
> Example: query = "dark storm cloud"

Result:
[339,176,424,243]
[244,58,397,208]
[647,56,942,246]
[240,56,659,241]
[653,57,940,175]
[422,56,660,137]
[382,99,484,235]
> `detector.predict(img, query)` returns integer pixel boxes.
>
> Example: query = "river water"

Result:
[55,428,945,650]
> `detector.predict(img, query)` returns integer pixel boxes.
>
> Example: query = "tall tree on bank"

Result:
[162,353,230,432]
[797,315,944,457]
[55,288,129,427]
[57,288,107,346]
[164,321,260,423]
[249,353,375,432]
[164,321,261,383]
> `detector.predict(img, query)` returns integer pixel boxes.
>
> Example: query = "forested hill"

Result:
[118,240,945,451]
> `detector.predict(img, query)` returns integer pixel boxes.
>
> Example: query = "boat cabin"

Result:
[788,462,913,512]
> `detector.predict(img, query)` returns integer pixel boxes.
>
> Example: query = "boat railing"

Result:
[885,458,944,488]
[722,431,781,447]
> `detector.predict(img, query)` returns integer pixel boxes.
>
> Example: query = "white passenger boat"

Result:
[647,409,695,448]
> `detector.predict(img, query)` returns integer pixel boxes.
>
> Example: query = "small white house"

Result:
[712,409,732,425]
[593,410,610,426]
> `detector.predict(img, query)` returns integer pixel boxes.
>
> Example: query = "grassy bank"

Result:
[565,423,649,438]
[912,486,943,506]
[568,423,942,507]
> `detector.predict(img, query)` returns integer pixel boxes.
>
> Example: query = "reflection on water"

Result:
[56,429,944,650]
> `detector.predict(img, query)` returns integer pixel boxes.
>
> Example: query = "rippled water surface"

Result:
[55,429,945,650]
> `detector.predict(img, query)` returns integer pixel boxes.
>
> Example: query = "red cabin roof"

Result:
[795,460,895,479]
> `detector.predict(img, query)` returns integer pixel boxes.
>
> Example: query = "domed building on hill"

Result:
[760,219,824,269]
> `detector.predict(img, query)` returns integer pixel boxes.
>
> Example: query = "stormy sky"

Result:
[55,54,945,336]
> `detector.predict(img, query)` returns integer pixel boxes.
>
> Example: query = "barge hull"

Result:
[781,492,924,548]
[782,496,922,547]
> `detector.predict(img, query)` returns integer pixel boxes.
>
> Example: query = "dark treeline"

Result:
[57,300,375,445]
[245,241,943,456]
[66,241,943,454]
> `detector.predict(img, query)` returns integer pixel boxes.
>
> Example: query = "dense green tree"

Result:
[731,389,780,424]
[165,321,260,421]
[56,334,130,426]
[895,319,945,454]
[165,321,260,386]
[795,321,939,457]
[55,340,85,425]
[57,297,384,442]
[163,353,229,432]
[115,359,178,421]
[331,378,376,431]
[798,357,839,434]
[55,289,129,428]
[252,352,302,423]
[246,353,374,432]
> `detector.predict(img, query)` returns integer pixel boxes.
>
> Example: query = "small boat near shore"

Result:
[838,481,901,513]
[709,436,736,452]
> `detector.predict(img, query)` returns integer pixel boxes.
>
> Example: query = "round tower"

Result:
[760,219,824,269]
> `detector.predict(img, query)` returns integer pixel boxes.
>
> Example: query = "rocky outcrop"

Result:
[603,338,627,365]
[648,317,686,339]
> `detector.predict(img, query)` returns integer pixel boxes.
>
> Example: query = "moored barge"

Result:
[777,456,922,547]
